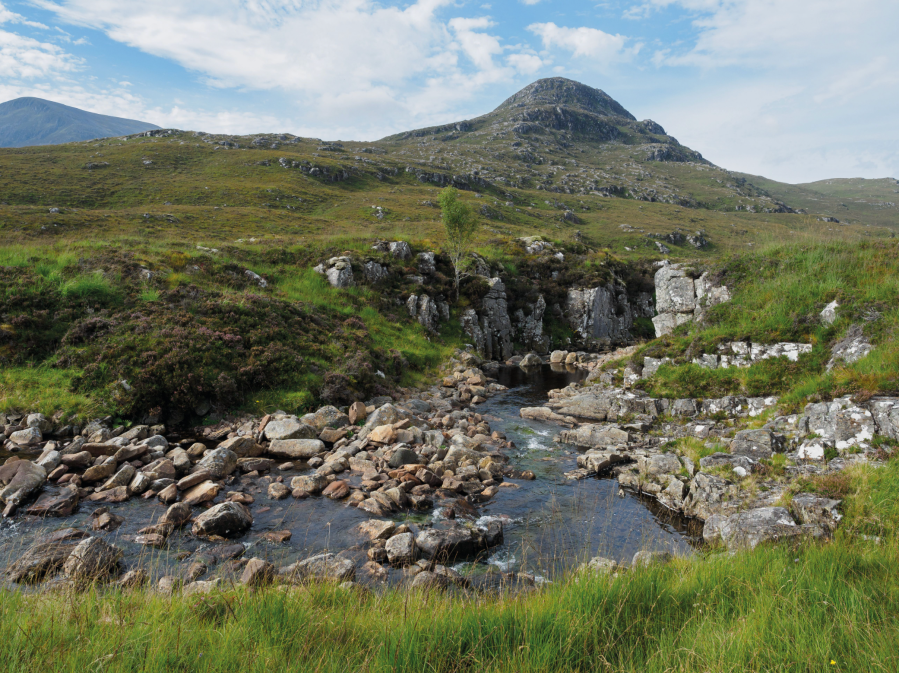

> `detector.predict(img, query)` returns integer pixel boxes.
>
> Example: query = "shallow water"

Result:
[0,364,699,586]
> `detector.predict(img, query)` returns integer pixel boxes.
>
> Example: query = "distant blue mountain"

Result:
[0,97,160,148]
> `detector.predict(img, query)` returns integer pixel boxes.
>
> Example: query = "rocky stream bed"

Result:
[2,346,893,594]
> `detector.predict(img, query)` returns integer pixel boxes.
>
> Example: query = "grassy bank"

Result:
[2,459,897,672]
[639,240,899,405]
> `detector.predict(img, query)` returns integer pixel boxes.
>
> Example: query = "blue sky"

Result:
[0,0,896,183]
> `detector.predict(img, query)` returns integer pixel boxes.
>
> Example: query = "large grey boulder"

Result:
[268,439,325,460]
[264,418,317,441]
[789,494,842,532]
[703,507,800,550]
[730,429,784,460]
[285,553,356,583]
[9,426,42,446]
[652,264,730,337]
[385,532,417,565]
[561,425,631,448]
[0,461,47,511]
[192,502,253,538]
[7,535,83,583]
[63,537,123,581]
[26,413,53,434]
[870,398,899,441]
[388,241,412,260]
[313,256,354,288]
[194,447,238,479]
[682,472,740,521]
[415,524,490,561]
[638,454,682,477]
[301,406,350,431]
[363,260,389,283]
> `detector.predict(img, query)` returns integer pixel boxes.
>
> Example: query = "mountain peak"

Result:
[0,97,159,148]
[494,78,636,121]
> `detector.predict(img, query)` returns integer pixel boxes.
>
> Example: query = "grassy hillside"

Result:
[735,173,899,231]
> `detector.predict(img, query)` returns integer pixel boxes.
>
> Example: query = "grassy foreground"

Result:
[2,459,897,673]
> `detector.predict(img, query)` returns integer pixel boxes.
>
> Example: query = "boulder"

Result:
[99,464,136,492]
[191,501,253,538]
[194,447,238,478]
[730,429,783,460]
[26,486,79,517]
[578,556,619,575]
[286,553,356,583]
[62,537,122,581]
[267,439,325,460]
[9,426,42,446]
[217,436,262,458]
[161,502,193,527]
[703,507,801,550]
[240,558,275,587]
[632,551,673,568]
[264,418,318,441]
[388,447,420,468]
[638,454,683,478]
[0,460,47,511]
[357,520,396,541]
[415,524,488,561]
[7,537,83,583]
[290,474,328,494]
[519,353,542,368]
[681,472,740,521]
[385,532,417,565]
[410,570,449,591]
[182,481,221,506]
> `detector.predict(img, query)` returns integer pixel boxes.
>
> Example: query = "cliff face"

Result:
[566,285,654,348]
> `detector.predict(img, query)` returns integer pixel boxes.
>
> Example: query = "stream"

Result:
[1,364,699,588]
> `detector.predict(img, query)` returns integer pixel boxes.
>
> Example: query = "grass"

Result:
[640,240,899,404]
[0,365,103,419]
[2,460,898,672]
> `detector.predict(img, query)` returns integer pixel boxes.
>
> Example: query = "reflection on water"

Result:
[0,365,699,587]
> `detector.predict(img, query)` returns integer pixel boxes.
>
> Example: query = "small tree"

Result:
[439,186,478,299]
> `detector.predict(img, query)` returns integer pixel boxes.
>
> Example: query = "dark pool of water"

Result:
[0,364,699,587]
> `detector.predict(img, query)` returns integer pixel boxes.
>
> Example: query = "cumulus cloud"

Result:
[528,22,628,60]
[29,0,557,136]
[0,2,80,79]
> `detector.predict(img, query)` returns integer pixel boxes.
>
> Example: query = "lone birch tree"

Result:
[439,186,478,299]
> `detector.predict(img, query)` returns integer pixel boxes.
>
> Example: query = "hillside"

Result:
[735,173,899,231]
[0,97,159,148]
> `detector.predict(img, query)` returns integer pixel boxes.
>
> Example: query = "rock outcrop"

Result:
[313,256,354,288]
[652,263,730,337]
[460,278,513,361]
[566,284,653,347]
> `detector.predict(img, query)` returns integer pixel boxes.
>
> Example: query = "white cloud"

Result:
[528,22,628,60]
[0,1,49,28]
[0,1,80,79]
[507,52,543,74]
[30,0,554,137]
[520,0,544,4]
